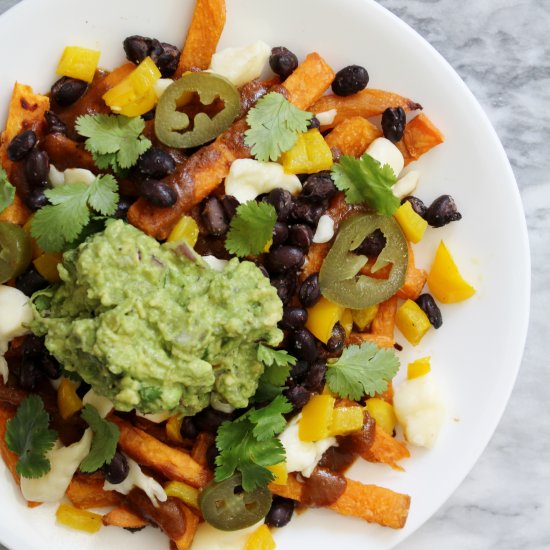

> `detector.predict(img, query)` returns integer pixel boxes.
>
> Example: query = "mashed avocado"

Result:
[32,220,283,415]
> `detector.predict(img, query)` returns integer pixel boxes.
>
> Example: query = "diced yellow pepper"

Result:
[351,304,379,331]
[267,462,288,486]
[340,309,353,337]
[395,299,431,345]
[393,201,428,244]
[364,398,397,435]
[328,406,364,436]
[57,379,83,420]
[305,296,345,344]
[33,252,63,283]
[167,215,200,247]
[164,480,200,509]
[56,46,100,84]
[263,238,273,253]
[280,129,333,175]
[407,357,431,379]
[23,217,43,259]
[166,415,185,444]
[299,394,335,442]
[56,504,102,534]
[103,56,161,117]
[427,240,476,303]
[244,524,276,550]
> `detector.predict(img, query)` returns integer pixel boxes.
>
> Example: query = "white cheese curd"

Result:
[21,428,93,502]
[82,389,114,418]
[392,170,419,200]
[209,41,271,87]
[202,255,228,272]
[192,520,263,550]
[225,159,302,204]
[135,410,171,423]
[48,164,65,187]
[154,78,174,98]
[315,109,337,126]
[48,165,96,188]
[393,373,446,448]
[279,415,336,477]
[104,455,167,506]
[0,285,33,383]
[312,214,335,243]
[365,137,405,179]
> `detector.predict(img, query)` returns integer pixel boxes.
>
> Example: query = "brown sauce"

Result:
[317,439,357,474]
[300,467,347,507]
[344,411,376,455]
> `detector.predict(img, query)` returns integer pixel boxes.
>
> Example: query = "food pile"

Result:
[0,0,476,548]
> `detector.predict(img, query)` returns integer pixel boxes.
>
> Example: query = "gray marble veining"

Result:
[0,0,548,549]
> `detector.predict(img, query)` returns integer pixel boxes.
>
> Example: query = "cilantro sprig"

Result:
[75,114,151,173]
[331,153,400,215]
[215,395,292,491]
[225,201,277,257]
[5,395,58,479]
[326,342,400,401]
[244,92,312,162]
[254,345,297,402]
[0,166,15,214]
[30,174,119,252]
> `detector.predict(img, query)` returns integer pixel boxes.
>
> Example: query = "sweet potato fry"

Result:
[0,403,18,485]
[102,506,148,529]
[110,415,211,488]
[325,116,381,158]
[0,194,31,225]
[176,0,226,75]
[396,241,427,300]
[269,473,410,529]
[310,89,422,130]
[191,432,214,467]
[172,502,200,550]
[42,133,96,172]
[66,472,121,509]
[396,113,444,165]
[345,333,394,348]
[359,424,410,470]
[371,296,398,338]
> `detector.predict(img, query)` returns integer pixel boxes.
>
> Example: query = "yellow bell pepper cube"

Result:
[56,46,100,84]
[56,504,103,533]
[407,357,431,379]
[364,398,397,435]
[33,252,63,283]
[166,415,185,444]
[299,394,335,442]
[164,481,200,509]
[351,304,379,331]
[280,129,333,175]
[395,299,431,345]
[427,240,476,303]
[245,524,276,550]
[167,215,199,247]
[393,201,428,243]
[340,308,353,337]
[267,462,288,486]
[305,296,345,344]
[103,56,161,117]
[328,406,364,436]
[57,379,83,420]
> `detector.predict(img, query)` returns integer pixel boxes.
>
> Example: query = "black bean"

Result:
[114,196,134,220]
[265,246,305,275]
[24,149,49,188]
[40,355,62,380]
[415,293,443,329]
[289,328,319,362]
[264,188,293,221]
[156,42,181,77]
[290,197,326,226]
[180,417,199,439]
[51,77,88,107]
[301,172,337,203]
[221,195,239,221]
[44,111,67,135]
[381,107,406,143]
[201,197,228,236]
[194,407,232,434]
[306,116,321,130]
[287,224,313,250]
[139,179,177,207]
[270,274,296,305]
[290,360,309,383]
[326,322,346,354]
[284,384,312,411]
[123,36,180,77]
[123,35,151,65]
[265,496,296,528]
[76,382,92,399]
[205,443,219,471]
[332,65,369,96]
[269,47,299,80]
[354,228,387,257]
[104,451,129,483]
[401,195,427,218]
[25,188,48,211]
[425,195,462,227]
[304,359,326,393]
[137,148,176,179]
[272,222,289,247]
[20,334,46,358]
[15,266,49,297]
[142,108,156,121]
[17,358,43,391]
[280,307,308,331]
[7,130,36,161]
[299,273,321,308]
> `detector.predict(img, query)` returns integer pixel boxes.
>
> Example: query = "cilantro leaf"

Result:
[5,395,57,479]
[326,342,400,401]
[87,175,118,216]
[244,92,312,162]
[331,153,400,215]
[79,404,120,473]
[247,395,292,441]
[0,166,15,214]
[225,201,277,257]
[75,114,151,171]
[257,344,296,386]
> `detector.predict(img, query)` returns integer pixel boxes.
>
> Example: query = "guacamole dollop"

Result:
[32,220,283,415]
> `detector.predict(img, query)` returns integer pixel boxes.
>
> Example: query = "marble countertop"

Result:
[0,0,547,549]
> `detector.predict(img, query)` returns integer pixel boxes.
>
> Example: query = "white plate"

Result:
[0,0,530,548]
